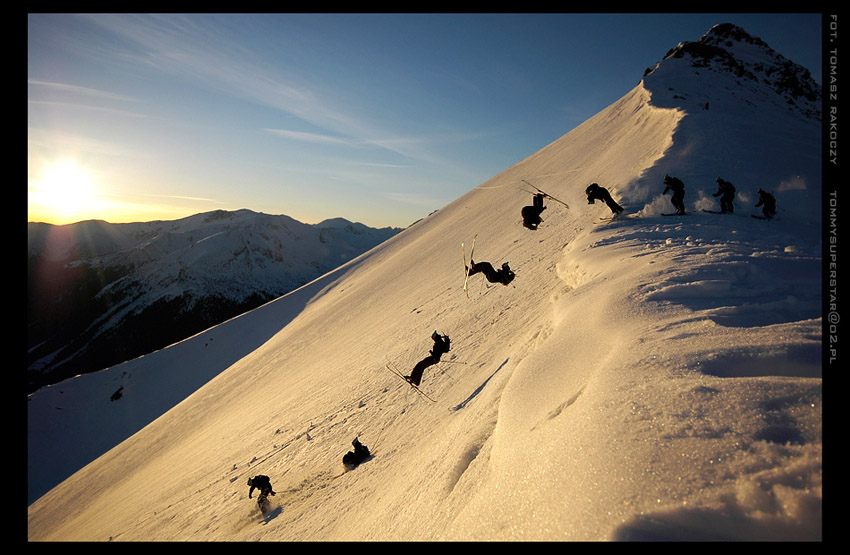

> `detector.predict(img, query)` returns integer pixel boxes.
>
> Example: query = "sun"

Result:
[29,160,102,223]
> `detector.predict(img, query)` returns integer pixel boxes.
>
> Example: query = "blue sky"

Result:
[27,13,823,228]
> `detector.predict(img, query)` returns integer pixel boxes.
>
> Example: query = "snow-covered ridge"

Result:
[28,24,821,540]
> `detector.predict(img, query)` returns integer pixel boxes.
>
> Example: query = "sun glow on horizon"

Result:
[28,160,108,224]
[27,159,228,225]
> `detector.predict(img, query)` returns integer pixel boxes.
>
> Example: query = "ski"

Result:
[594,213,628,224]
[385,362,436,402]
[702,209,732,215]
[462,234,477,298]
[521,179,570,208]
[662,212,689,216]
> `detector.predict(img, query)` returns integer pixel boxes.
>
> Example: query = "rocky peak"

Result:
[645,23,821,120]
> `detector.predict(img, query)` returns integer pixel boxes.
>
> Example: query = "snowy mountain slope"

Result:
[27,209,400,393]
[26,253,371,506]
[28,24,821,541]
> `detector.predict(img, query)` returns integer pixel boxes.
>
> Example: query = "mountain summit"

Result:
[29,25,821,541]
[621,23,822,218]
[645,23,820,120]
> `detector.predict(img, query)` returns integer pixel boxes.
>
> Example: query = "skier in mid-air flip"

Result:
[585,183,625,215]
[405,331,451,387]
[521,193,546,230]
[465,259,515,286]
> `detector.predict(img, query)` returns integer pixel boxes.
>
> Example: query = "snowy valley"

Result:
[27,210,400,393]
[28,24,823,541]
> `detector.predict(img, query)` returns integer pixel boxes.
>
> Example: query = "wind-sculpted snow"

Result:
[453,215,821,540]
[589,217,822,329]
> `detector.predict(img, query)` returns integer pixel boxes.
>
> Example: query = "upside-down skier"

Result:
[466,259,515,286]
[405,331,451,387]
[521,193,546,230]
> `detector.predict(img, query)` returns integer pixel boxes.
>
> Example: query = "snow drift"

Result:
[28,24,822,541]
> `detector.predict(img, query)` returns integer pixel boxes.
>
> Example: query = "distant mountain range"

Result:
[27,209,401,393]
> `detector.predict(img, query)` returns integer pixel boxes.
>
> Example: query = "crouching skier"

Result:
[342,437,371,470]
[247,475,276,514]
[755,188,777,220]
[712,177,736,214]
[662,175,686,215]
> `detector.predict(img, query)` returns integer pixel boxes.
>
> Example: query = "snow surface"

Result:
[28,27,822,541]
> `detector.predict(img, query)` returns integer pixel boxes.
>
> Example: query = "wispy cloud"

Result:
[137,193,223,203]
[81,14,364,135]
[78,14,469,168]
[28,79,140,103]
[263,128,448,164]
[27,128,153,160]
[28,99,150,119]
[28,79,150,121]
[263,128,358,147]
[350,161,411,169]
[384,191,448,206]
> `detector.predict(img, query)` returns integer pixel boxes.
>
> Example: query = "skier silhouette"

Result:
[247,475,275,512]
[342,437,371,469]
[712,177,736,213]
[662,175,686,215]
[755,189,777,220]
[585,183,625,214]
[405,331,451,386]
[466,259,515,286]
[521,193,546,229]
